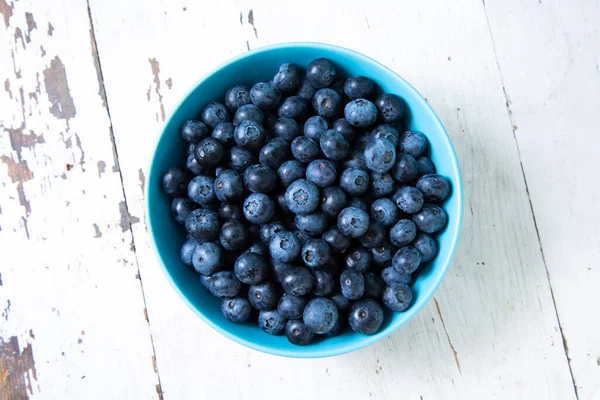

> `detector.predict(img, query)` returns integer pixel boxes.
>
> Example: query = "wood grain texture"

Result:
[86,0,580,398]
[483,0,600,397]
[0,0,160,398]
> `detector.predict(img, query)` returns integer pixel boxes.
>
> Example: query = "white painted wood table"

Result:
[1,0,599,398]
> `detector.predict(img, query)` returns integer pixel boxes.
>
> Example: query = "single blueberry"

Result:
[370,198,399,227]
[278,295,307,319]
[185,208,220,241]
[417,156,436,177]
[214,170,243,202]
[194,137,226,168]
[337,207,370,238]
[313,269,335,297]
[221,297,251,323]
[371,124,400,147]
[392,246,421,275]
[312,89,343,119]
[303,298,339,334]
[344,98,378,127]
[284,179,320,215]
[393,186,424,214]
[201,102,230,128]
[390,219,417,247]
[340,269,365,300]
[243,164,277,193]
[278,160,306,187]
[382,284,413,312]
[340,167,370,196]
[278,96,309,120]
[181,120,208,143]
[248,281,281,310]
[171,197,197,224]
[303,115,329,141]
[332,118,360,143]
[192,241,223,275]
[233,104,264,126]
[343,76,376,99]
[188,175,216,206]
[320,186,347,218]
[260,222,285,245]
[301,239,331,269]
[375,94,405,123]
[295,212,328,236]
[273,63,302,92]
[399,131,428,158]
[180,239,198,266]
[234,252,268,284]
[228,146,256,172]
[219,220,248,251]
[322,227,351,254]
[250,81,282,110]
[286,319,313,345]
[224,85,251,111]
[258,310,286,335]
[296,77,318,101]
[345,247,371,272]
[247,241,268,256]
[243,193,275,224]
[206,271,242,299]
[370,240,396,266]
[162,167,189,197]
[281,266,315,296]
[413,232,437,262]
[306,159,337,188]
[269,231,301,262]
[211,122,236,148]
[392,152,419,183]
[234,120,267,152]
[272,117,301,141]
[381,267,411,286]
[370,173,395,198]
[413,203,448,233]
[306,58,336,88]
[259,138,290,170]
[330,292,351,313]
[291,136,320,163]
[363,272,385,299]
[319,129,350,161]
[348,299,384,335]
[359,222,386,249]
[416,174,450,202]
[364,137,396,173]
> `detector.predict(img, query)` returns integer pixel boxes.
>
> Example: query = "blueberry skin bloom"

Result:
[286,319,314,345]
[214,170,244,202]
[392,246,422,275]
[278,160,306,188]
[393,186,424,214]
[285,179,320,215]
[272,117,300,141]
[201,101,230,128]
[269,231,301,262]
[194,137,225,169]
[320,186,347,218]
[295,212,328,236]
[343,76,375,99]
[344,98,378,127]
[192,241,223,276]
[278,96,309,120]
[345,246,371,272]
[221,297,251,323]
[399,131,428,158]
[171,197,196,224]
[234,252,268,284]
[392,152,419,183]
[370,198,399,227]
[273,63,302,92]
[303,298,339,334]
[320,129,350,161]
[413,203,448,233]
[278,295,308,319]
[348,299,384,335]
[243,193,275,224]
[416,174,451,202]
[304,116,329,141]
[224,84,251,111]
[322,227,351,254]
[259,138,290,170]
[340,269,365,300]
[371,124,400,147]
[181,120,208,143]
[211,122,236,148]
[364,137,396,173]
[375,93,405,123]
[413,232,437,262]
[312,89,343,119]
[281,266,315,296]
[243,164,277,193]
[390,219,417,247]
[337,207,370,238]
[228,146,256,173]
[340,167,370,196]
[233,104,264,126]
[306,58,336,88]
[250,81,282,110]
[233,120,267,152]
[219,220,248,251]
[306,159,337,188]
[301,238,331,269]
[258,310,287,335]
[383,284,413,312]
[291,136,320,164]
[248,281,281,311]
[206,271,242,299]
[184,208,220,242]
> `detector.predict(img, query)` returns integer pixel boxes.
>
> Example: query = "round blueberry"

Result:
[278,96,309,120]
[260,222,285,245]
[211,122,235,148]
[278,160,306,187]
[181,120,208,142]
[343,76,376,99]
[247,241,268,256]
[224,85,251,111]
[233,104,264,126]
[281,266,315,296]
[180,239,198,266]
[259,138,290,170]
[413,232,437,262]
[269,231,301,262]
[234,252,268,284]
[301,239,331,269]
[185,208,219,241]
[273,63,302,92]
[192,241,223,275]
[390,219,417,247]
[306,159,337,188]
[320,186,347,218]
[359,222,386,249]
[399,131,428,158]
[413,203,447,233]
[370,173,395,199]
[297,77,318,101]
[392,152,419,183]
[319,129,349,161]
[248,281,281,310]
[206,271,242,299]
[393,186,424,214]
[228,146,256,172]
[340,167,370,196]
[201,102,230,128]
[313,269,335,297]
[345,247,371,272]
[337,207,370,238]
[162,167,189,197]
[364,137,396,173]
[304,116,328,141]
[382,284,413,312]
[375,93,405,123]
[278,295,307,319]
[306,58,336,89]
[219,220,248,251]
[214,170,243,202]
[370,198,399,227]
[286,319,313,345]
[371,124,400,147]
[340,269,365,300]
[332,118,359,143]
[303,298,339,334]
[370,240,396,266]
[291,136,320,163]
[392,246,421,275]
[417,156,436,177]
[243,164,277,193]
[330,292,351,313]
[285,179,320,215]
[416,174,450,202]
[322,227,351,253]
[258,310,286,335]
[194,137,225,168]
[221,297,251,323]
[234,120,267,152]
[348,299,384,335]
[344,98,378,127]
[312,88,343,118]
[186,153,204,175]
[381,267,411,286]
[171,197,196,224]
[295,212,328,236]
[243,193,275,224]
[363,272,385,299]
[250,81,282,110]
[272,117,300,141]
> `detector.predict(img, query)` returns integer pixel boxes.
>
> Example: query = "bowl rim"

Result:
[145,41,463,358]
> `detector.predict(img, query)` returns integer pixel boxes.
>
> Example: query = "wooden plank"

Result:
[88,0,578,398]
[0,0,161,398]
[483,0,600,397]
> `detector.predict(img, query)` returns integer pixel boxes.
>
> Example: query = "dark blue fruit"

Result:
[340,269,365,300]
[345,247,371,272]
[297,77,318,101]
[312,89,342,118]
[344,99,378,127]
[343,76,375,99]
[320,186,347,218]
[273,63,302,92]
[332,118,359,142]
[278,295,307,319]
[413,203,448,233]
[348,299,384,335]
[306,58,336,89]
[371,124,400,147]
[272,117,300,141]
[337,207,370,238]
[392,246,421,275]
[330,292,351,313]
[320,129,350,160]
[187,175,216,206]
[278,96,309,120]
[293,230,312,245]
[348,197,368,212]
[381,267,411,286]
[363,272,384,299]
[206,271,242,298]
[182,120,208,142]
[417,156,435,177]
[201,102,230,128]
[295,212,328,236]
[233,104,264,126]
[303,298,339,334]
[370,198,398,227]
[303,116,328,141]
[180,239,197,266]
[382,284,413,311]
[258,310,286,335]
[243,193,275,224]
[413,232,437,262]
[285,179,320,215]
[281,266,315,296]
[416,174,450,202]
[343,151,366,170]
[228,146,256,172]
[375,94,404,123]
[370,240,396,266]
[219,220,248,251]
[185,208,220,241]
[224,85,251,111]
[250,81,282,110]
[399,131,428,158]
[291,136,320,163]
[234,252,268,284]
[221,297,251,323]
[313,269,335,296]
[364,138,396,173]
[270,260,292,283]
[278,160,306,187]
[390,219,417,247]
[340,167,370,196]
[214,170,244,202]
[162,167,189,197]
[192,241,223,275]
[248,281,281,310]
[260,222,285,245]
[301,239,331,269]
[269,231,301,262]
[259,138,290,170]
[359,222,385,249]
[393,186,424,214]
[286,319,313,345]
[306,159,336,188]
[322,227,351,253]
[211,122,236,148]
[243,164,277,193]
[392,153,419,183]
[194,137,225,168]
[247,241,268,256]
[234,120,267,152]
[186,153,205,175]
[171,197,196,224]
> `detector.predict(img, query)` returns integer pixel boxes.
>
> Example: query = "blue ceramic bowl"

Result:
[146,43,463,358]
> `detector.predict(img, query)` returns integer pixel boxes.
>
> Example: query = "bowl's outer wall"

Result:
[147,43,463,358]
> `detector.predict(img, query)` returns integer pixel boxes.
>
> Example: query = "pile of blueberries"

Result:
[161,58,450,345]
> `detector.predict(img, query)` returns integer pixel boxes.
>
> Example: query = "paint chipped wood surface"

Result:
[1,0,599,399]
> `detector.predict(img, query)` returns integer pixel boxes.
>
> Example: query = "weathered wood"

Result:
[0,0,160,398]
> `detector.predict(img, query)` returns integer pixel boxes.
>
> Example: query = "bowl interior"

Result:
[147,43,462,358]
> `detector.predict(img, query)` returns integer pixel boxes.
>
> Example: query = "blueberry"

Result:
[398,131,427,158]
[340,269,365,300]
[272,117,301,141]
[343,151,366,170]
[291,136,320,163]
[393,186,424,214]
[224,85,251,111]
[162,167,189,197]
[270,260,293,283]
[248,281,281,310]
[363,272,385,299]
[392,153,419,183]
[382,284,413,312]
[340,167,370,196]
[273,63,302,92]
[413,232,437,262]
[194,137,226,168]
[247,241,268,256]
[258,310,286,335]
[348,197,368,212]
[201,102,230,128]
[234,120,267,152]
[250,81,282,110]
[243,193,275,224]
[306,160,337,188]
[281,266,315,296]
[370,173,395,199]
[295,212,328,236]
[312,89,343,119]
[344,99,378,127]
[260,222,286,245]
[320,129,350,161]
[375,94,404,123]
[234,252,268,284]
[359,222,385,249]
[364,138,396,173]
[185,208,220,241]
[320,186,347,218]
[206,271,242,298]
[217,220,247,251]
[413,203,447,233]
[325,315,344,337]
[337,207,370,238]
[181,120,208,142]
[210,122,236,148]
[285,179,320,215]
[343,76,376,99]
[243,164,277,193]
[306,58,336,89]
[416,174,450,202]
[192,241,223,275]
[221,297,251,323]
[297,77,318,100]
[259,138,290,170]
[233,104,264,126]
[390,219,417,247]
[322,227,351,253]
[301,239,331,269]
[313,269,335,296]
[286,319,313,345]
[214,170,243,202]
[303,116,329,141]
[392,246,421,274]
[345,247,371,272]
[180,239,198,266]
[381,267,411,286]
[330,292,351,313]
[292,229,313,245]
[303,298,339,334]
[416,156,436,177]
[332,118,359,142]
[278,295,307,319]
[278,96,309,120]
[171,197,197,224]
[269,231,301,262]
[186,176,215,206]
[371,124,400,147]
[370,198,399,227]
[348,299,384,335]
[370,240,396,266]
[228,146,256,172]
[278,160,306,187]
